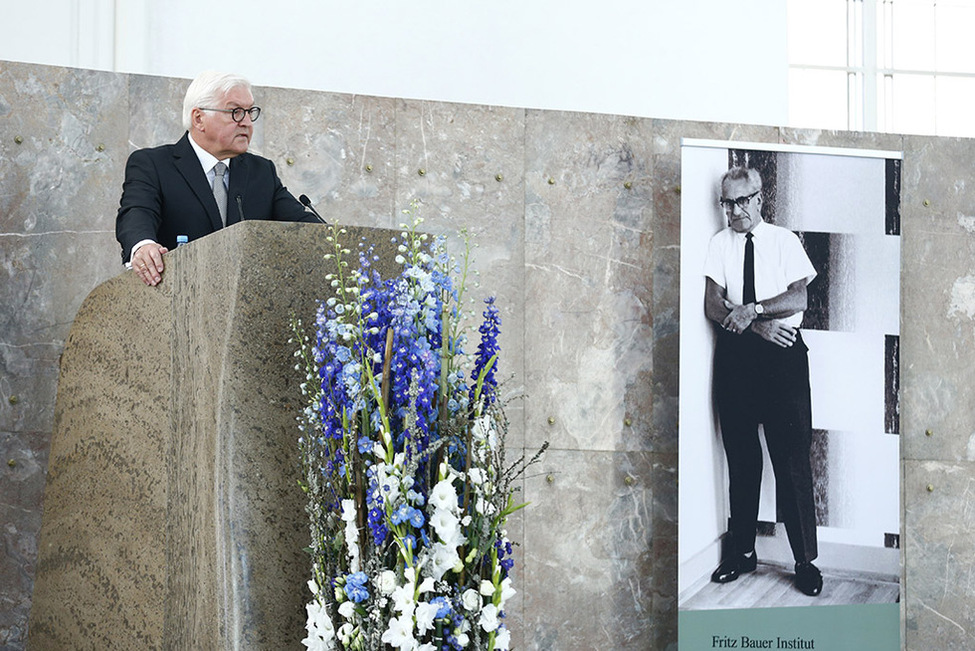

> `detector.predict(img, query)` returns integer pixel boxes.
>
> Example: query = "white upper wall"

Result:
[1,0,788,126]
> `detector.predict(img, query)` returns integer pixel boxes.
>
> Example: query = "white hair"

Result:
[182,71,252,130]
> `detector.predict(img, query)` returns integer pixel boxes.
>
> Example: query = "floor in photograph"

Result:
[680,562,900,610]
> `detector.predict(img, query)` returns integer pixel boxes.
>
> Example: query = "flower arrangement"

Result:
[292,207,545,650]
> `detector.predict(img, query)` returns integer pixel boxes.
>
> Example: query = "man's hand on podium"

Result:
[131,242,168,287]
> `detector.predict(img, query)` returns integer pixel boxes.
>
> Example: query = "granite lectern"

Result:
[28,221,400,650]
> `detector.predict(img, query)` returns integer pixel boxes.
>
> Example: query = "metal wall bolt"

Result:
[923,199,930,206]
[96,144,105,152]
[286,157,295,166]
[624,418,632,427]
[927,484,935,492]
[6,459,16,468]
[365,164,373,173]
[14,135,23,144]
[624,476,635,486]
[547,177,556,185]
[8,395,19,405]
[495,173,503,182]
[624,181,632,190]
[925,429,933,437]
[546,474,554,484]
[418,168,426,176]
[547,416,555,425]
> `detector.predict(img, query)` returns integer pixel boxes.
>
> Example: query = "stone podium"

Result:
[27,221,399,650]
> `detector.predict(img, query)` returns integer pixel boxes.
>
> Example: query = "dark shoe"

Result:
[794,561,823,596]
[710,552,758,583]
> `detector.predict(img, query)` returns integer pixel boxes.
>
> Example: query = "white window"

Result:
[789,0,975,137]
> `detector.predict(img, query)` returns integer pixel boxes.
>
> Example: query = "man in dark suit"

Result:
[703,166,823,597]
[116,71,318,286]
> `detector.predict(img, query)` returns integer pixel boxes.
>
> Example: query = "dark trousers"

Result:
[714,329,818,564]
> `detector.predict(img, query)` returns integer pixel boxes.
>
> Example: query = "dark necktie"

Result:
[213,162,228,227]
[743,232,756,305]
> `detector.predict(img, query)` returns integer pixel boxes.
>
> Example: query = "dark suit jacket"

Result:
[115,132,318,262]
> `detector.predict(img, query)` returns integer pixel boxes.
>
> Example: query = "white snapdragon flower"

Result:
[429,479,459,511]
[499,577,516,605]
[337,622,354,645]
[391,583,416,617]
[479,603,500,632]
[467,467,486,486]
[341,499,360,572]
[418,576,436,593]
[302,600,335,651]
[414,601,439,634]
[422,541,462,581]
[479,580,495,597]
[461,588,481,612]
[381,615,417,649]
[494,626,511,650]
[430,509,461,543]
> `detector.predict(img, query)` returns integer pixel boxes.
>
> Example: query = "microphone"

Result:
[299,194,327,224]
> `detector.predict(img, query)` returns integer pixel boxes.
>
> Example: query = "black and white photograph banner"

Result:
[678,139,901,650]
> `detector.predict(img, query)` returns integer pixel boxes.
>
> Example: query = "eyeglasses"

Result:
[718,189,760,211]
[199,106,262,123]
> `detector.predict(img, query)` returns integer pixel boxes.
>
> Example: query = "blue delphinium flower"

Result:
[495,537,514,575]
[344,571,370,603]
[470,296,501,408]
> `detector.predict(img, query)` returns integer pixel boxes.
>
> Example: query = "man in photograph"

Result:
[703,165,822,597]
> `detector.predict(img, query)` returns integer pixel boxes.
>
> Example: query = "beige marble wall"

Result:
[0,60,972,649]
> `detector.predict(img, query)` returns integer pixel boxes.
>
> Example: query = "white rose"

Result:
[338,600,356,619]
[461,588,481,612]
[377,570,398,596]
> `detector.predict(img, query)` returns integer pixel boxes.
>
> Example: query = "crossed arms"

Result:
[704,277,808,348]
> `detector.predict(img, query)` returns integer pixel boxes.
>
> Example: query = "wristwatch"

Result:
[754,303,765,315]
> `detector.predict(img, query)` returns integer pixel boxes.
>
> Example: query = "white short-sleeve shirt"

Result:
[703,219,817,329]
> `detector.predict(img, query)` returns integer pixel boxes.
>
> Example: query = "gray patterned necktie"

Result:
[213,162,228,226]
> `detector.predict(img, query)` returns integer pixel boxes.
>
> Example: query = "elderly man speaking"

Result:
[116,71,319,286]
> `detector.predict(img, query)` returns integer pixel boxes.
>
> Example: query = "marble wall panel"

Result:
[0,63,126,235]
[899,135,975,463]
[523,109,655,454]
[262,87,397,229]
[904,459,975,649]
[0,431,46,648]
[523,448,653,650]
[0,63,128,650]
[125,74,189,151]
